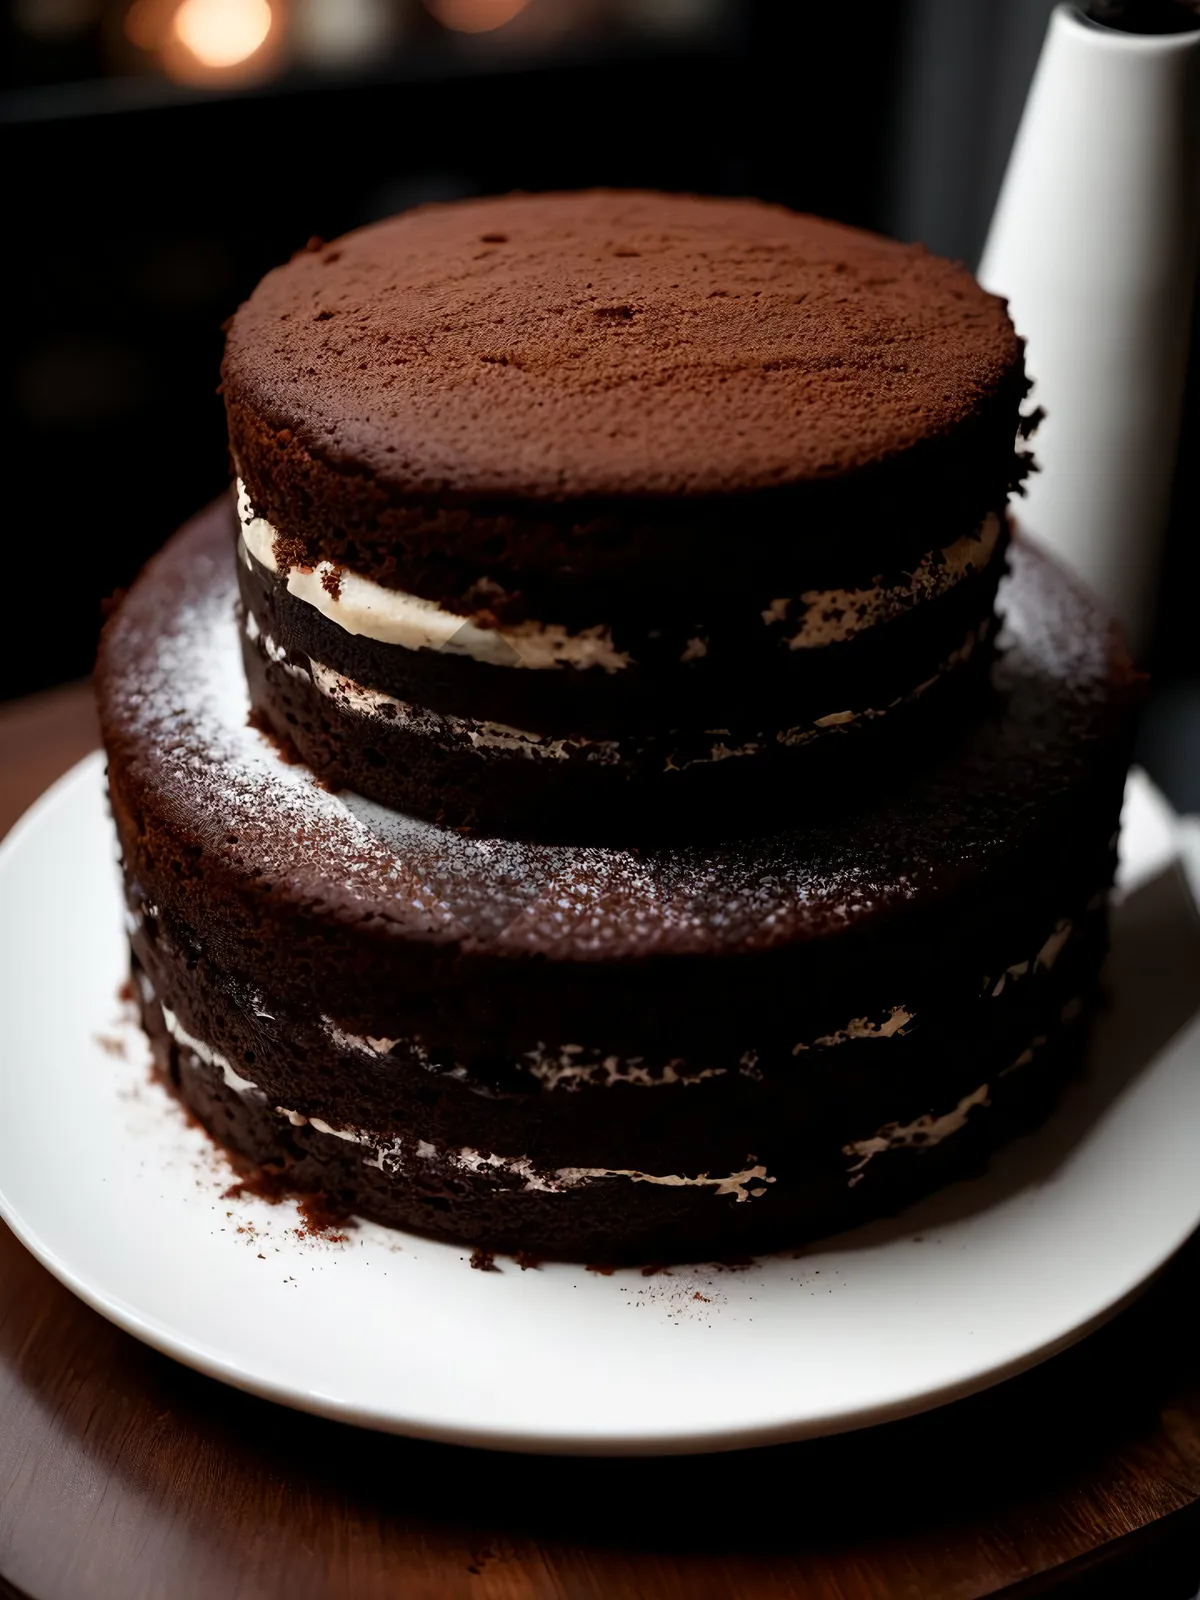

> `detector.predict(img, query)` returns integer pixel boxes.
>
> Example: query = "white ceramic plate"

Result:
[1,755,1198,1456]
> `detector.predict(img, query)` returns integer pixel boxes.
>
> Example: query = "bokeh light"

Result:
[424,0,531,34]
[172,0,272,67]
[124,0,280,82]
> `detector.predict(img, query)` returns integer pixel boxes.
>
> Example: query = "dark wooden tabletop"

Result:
[1,683,1198,1600]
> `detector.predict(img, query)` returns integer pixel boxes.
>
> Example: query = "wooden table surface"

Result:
[1,683,1199,1600]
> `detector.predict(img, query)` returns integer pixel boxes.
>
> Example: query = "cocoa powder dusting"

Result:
[295,1193,354,1242]
[223,191,1021,503]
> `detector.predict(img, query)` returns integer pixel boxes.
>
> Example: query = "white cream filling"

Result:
[158,897,1088,1153]
[272,1109,774,1202]
[320,1020,478,1085]
[844,1081,992,1188]
[549,1161,773,1201]
[321,1021,728,1092]
[241,482,1000,672]
[984,918,1074,997]
[250,597,988,777]
[792,1006,914,1055]
[306,657,626,766]
[763,513,1002,649]
[774,619,989,749]
[154,1005,764,1198]
[318,908,1083,1095]
[160,974,1082,1204]
[161,1005,262,1097]
[791,912,1084,1064]
[523,1042,728,1091]
[665,619,989,771]
[322,1019,401,1058]
[842,996,1083,1187]
[292,617,988,778]
[237,481,629,673]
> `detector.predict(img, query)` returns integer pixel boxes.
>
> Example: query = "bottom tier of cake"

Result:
[98,502,1138,1262]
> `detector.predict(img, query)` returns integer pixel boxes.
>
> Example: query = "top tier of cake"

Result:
[225,191,1031,837]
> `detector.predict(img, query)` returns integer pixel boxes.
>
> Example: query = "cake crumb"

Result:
[470,1248,500,1272]
[222,1165,291,1205]
[294,1193,354,1242]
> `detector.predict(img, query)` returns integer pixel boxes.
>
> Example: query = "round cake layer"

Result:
[223,192,1031,833]
[222,191,1031,626]
[98,504,1136,1261]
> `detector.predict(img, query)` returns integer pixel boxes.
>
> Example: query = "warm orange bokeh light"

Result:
[424,0,531,34]
[125,0,278,80]
[172,0,272,67]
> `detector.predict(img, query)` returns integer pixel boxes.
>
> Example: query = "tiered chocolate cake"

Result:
[98,191,1138,1263]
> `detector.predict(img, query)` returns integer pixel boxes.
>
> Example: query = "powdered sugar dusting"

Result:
[135,588,393,864]
[111,550,459,927]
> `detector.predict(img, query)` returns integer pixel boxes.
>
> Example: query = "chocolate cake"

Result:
[224,191,1028,836]
[98,191,1138,1263]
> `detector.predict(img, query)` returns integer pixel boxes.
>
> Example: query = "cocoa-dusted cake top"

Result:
[223,190,1022,503]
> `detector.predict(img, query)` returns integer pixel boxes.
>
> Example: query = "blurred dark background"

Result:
[2,0,1197,808]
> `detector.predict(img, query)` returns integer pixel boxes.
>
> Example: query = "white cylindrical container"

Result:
[978,3,1200,653]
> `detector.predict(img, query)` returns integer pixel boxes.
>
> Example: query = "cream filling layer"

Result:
[306,657,625,766]
[793,912,1082,1060]
[984,919,1072,997]
[844,1081,991,1188]
[269,617,987,773]
[161,1005,262,1097]
[842,997,1083,1188]
[162,986,1082,1203]
[315,909,1088,1097]
[763,512,1003,649]
[162,1007,772,1199]
[666,619,990,772]
[322,1020,730,1091]
[238,481,1001,669]
[523,1043,729,1091]
[792,1006,914,1055]
[237,481,628,673]
[274,1111,775,1202]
